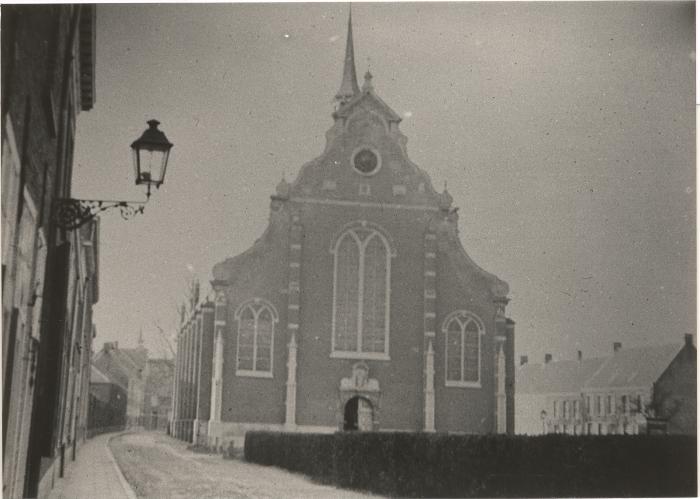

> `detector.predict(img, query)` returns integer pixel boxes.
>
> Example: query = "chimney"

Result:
[544,353,552,364]
[684,334,693,347]
[577,350,583,361]
[613,342,622,354]
[520,355,528,366]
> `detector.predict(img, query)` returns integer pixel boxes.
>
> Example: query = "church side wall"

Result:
[434,243,497,433]
[219,220,290,426]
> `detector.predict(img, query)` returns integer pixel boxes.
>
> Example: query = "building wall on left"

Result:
[1,5,96,498]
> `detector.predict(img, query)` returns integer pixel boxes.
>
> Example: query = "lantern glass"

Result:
[134,146,169,186]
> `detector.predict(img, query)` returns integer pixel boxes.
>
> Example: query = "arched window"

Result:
[443,311,484,387]
[331,222,393,359]
[235,299,278,377]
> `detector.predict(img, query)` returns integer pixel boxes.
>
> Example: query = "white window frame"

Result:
[234,298,278,378]
[442,311,485,388]
[330,221,394,360]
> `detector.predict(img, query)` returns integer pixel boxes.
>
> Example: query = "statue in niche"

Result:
[352,362,369,389]
[340,361,379,392]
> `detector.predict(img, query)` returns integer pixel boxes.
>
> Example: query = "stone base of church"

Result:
[171,419,195,442]
[206,420,336,449]
[193,419,210,445]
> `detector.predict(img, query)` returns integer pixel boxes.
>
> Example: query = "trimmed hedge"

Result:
[244,431,697,497]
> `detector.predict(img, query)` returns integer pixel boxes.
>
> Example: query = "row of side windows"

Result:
[232,223,486,386]
[233,303,484,385]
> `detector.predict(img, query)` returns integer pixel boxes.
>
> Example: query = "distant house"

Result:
[92,340,148,427]
[88,365,127,435]
[143,358,174,430]
[516,335,696,435]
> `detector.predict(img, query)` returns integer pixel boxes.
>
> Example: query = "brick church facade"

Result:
[171,14,515,446]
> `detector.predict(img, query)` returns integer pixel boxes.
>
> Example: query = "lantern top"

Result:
[131,119,173,152]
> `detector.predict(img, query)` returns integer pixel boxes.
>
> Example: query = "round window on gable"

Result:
[352,147,381,176]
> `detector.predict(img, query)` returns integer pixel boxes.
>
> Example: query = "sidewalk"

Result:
[47,432,136,499]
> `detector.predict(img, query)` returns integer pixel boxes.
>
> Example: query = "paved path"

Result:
[110,431,376,498]
[47,432,136,499]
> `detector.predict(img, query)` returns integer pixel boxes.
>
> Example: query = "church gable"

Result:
[291,86,439,207]
[333,80,403,124]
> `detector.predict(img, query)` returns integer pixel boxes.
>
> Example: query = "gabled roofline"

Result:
[333,88,403,123]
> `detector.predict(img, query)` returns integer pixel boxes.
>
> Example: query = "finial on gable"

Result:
[438,181,453,211]
[362,70,373,92]
[275,175,291,200]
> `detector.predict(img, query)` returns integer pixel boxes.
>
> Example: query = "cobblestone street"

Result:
[109,432,375,499]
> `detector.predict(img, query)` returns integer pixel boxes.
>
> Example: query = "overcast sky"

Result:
[72,2,695,362]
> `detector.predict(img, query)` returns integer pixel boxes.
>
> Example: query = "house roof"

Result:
[516,357,606,394]
[517,343,686,395]
[93,343,148,388]
[584,344,682,390]
[90,364,127,390]
[90,365,111,384]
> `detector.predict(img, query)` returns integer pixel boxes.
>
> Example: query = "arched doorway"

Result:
[343,396,373,431]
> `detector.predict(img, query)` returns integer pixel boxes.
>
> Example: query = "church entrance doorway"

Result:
[343,396,373,431]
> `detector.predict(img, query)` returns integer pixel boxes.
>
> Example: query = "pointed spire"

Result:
[138,328,145,348]
[335,5,360,106]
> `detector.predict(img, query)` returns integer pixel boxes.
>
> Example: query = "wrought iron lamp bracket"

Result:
[53,198,147,230]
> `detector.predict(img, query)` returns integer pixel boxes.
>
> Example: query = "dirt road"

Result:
[110,432,376,499]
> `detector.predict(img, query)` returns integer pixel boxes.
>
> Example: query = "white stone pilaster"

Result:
[211,290,227,424]
[495,336,507,434]
[285,332,298,429]
[424,339,436,432]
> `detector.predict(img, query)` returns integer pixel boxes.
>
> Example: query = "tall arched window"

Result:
[331,222,393,359]
[235,299,278,377]
[443,311,484,387]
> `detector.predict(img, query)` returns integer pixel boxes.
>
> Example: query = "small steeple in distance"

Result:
[335,6,360,108]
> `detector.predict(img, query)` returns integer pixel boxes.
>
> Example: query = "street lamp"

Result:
[54,120,173,230]
[131,119,173,197]
[540,409,547,435]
